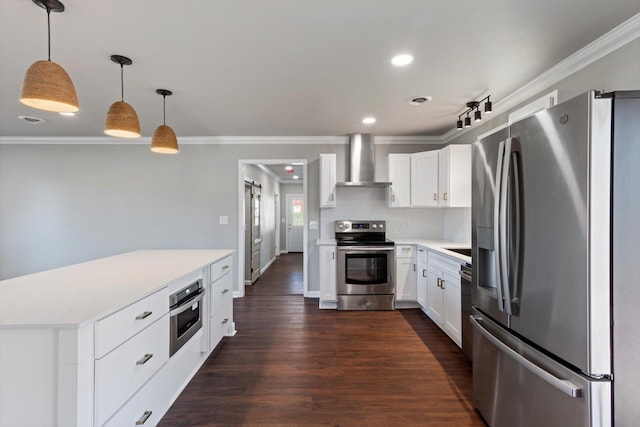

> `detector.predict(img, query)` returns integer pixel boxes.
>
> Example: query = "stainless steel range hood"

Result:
[336,134,391,187]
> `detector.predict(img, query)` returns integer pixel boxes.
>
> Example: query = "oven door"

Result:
[169,289,205,356]
[337,246,395,295]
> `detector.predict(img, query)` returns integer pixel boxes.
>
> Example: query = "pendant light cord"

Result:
[46,6,51,61]
[120,65,124,101]
[163,95,166,125]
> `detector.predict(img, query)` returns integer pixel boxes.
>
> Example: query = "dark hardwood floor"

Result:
[159,254,485,426]
[246,253,303,296]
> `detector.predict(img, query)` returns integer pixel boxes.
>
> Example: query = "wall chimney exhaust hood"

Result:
[336,134,391,187]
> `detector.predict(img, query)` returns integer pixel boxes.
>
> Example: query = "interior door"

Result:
[286,194,304,252]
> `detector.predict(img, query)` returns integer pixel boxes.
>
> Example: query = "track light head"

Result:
[456,119,463,130]
[474,109,482,122]
[484,99,492,113]
[464,115,471,127]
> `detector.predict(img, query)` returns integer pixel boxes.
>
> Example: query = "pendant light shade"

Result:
[105,101,141,138]
[104,55,140,138]
[151,125,179,154]
[20,0,79,113]
[150,89,179,154]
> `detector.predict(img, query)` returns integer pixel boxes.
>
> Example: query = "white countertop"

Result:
[0,249,234,328]
[391,239,471,264]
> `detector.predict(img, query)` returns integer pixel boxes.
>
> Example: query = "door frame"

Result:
[285,193,304,252]
[237,159,308,298]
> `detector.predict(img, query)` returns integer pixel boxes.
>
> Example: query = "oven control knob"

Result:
[337,223,344,229]
[372,224,377,229]
[344,223,350,229]
[378,223,384,229]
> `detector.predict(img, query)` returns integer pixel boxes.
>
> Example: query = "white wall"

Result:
[243,164,279,268]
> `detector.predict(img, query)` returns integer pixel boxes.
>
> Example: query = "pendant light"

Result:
[20,0,79,113]
[104,55,141,138]
[150,89,179,154]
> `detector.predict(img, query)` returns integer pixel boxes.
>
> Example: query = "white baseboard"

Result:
[279,250,288,255]
[306,291,320,299]
[318,300,337,310]
[260,256,276,274]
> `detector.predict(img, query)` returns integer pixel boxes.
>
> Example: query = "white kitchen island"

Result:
[0,249,235,427]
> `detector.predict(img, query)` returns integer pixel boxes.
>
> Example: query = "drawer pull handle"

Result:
[222,289,230,294]
[135,311,152,320]
[136,411,153,425]
[222,265,230,270]
[136,354,153,365]
[221,318,229,324]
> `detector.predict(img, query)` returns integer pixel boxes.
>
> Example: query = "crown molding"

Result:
[444,12,640,143]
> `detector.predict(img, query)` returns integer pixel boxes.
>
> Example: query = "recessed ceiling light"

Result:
[391,54,413,66]
[293,175,299,180]
[407,95,433,106]
[291,162,304,165]
[59,112,76,116]
[285,166,294,172]
[362,117,376,125]
[18,115,46,124]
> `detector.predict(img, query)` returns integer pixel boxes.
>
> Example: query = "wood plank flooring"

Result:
[159,254,485,426]
[246,253,303,296]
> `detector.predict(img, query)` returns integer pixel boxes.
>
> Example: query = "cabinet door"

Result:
[319,153,336,208]
[319,246,337,301]
[438,146,451,207]
[442,144,471,207]
[442,269,462,347]
[427,269,444,325]
[387,154,411,207]
[411,151,439,207]
[416,248,428,309]
[396,257,417,301]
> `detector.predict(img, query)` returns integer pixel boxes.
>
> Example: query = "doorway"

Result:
[237,159,308,299]
[286,194,304,252]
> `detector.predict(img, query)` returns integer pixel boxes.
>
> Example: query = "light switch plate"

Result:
[219,216,228,225]
[309,221,318,230]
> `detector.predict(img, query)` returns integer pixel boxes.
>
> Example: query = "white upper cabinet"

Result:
[387,153,411,207]
[319,153,336,208]
[438,145,471,207]
[411,150,439,207]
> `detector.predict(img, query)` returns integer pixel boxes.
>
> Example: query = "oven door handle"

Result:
[169,291,205,317]
[337,246,395,251]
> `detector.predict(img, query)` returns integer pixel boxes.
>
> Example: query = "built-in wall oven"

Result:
[169,279,205,357]
[335,220,395,310]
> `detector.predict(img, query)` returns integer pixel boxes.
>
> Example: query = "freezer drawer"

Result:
[471,313,611,427]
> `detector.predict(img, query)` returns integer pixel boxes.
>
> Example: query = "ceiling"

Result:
[1,0,638,138]
[261,164,304,182]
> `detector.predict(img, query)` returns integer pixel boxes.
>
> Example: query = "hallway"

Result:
[246,253,303,296]
[159,254,484,426]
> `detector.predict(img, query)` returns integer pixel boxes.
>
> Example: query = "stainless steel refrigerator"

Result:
[471,91,639,427]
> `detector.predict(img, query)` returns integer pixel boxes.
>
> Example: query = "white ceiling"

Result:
[261,164,304,182]
[1,0,638,138]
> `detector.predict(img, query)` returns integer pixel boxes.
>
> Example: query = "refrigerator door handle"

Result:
[470,315,582,398]
[498,138,513,315]
[493,140,506,312]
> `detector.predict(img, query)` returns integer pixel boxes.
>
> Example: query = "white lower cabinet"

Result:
[395,245,417,302]
[319,245,337,304]
[95,314,169,426]
[416,247,428,309]
[209,255,235,350]
[426,251,462,347]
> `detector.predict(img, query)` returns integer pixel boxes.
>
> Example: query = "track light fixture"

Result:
[456,95,492,130]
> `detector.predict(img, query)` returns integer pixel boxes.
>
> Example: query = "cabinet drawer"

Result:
[102,359,170,427]
[396,245,415,259]
[210,272,233,316]
[210,255,232,283]
[95,314,169,426]
[95,288,168,359]
[428,251,460,274]
[210,303,232,350]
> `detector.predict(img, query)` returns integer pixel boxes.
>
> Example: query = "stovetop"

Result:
[334,220,394,246]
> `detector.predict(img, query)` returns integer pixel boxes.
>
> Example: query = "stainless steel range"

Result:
[335,220,395,310]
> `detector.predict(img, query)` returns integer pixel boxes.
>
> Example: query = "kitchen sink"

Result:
[443,247,471,257]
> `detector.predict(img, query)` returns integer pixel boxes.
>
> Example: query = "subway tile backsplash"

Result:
[319,187,470,242]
